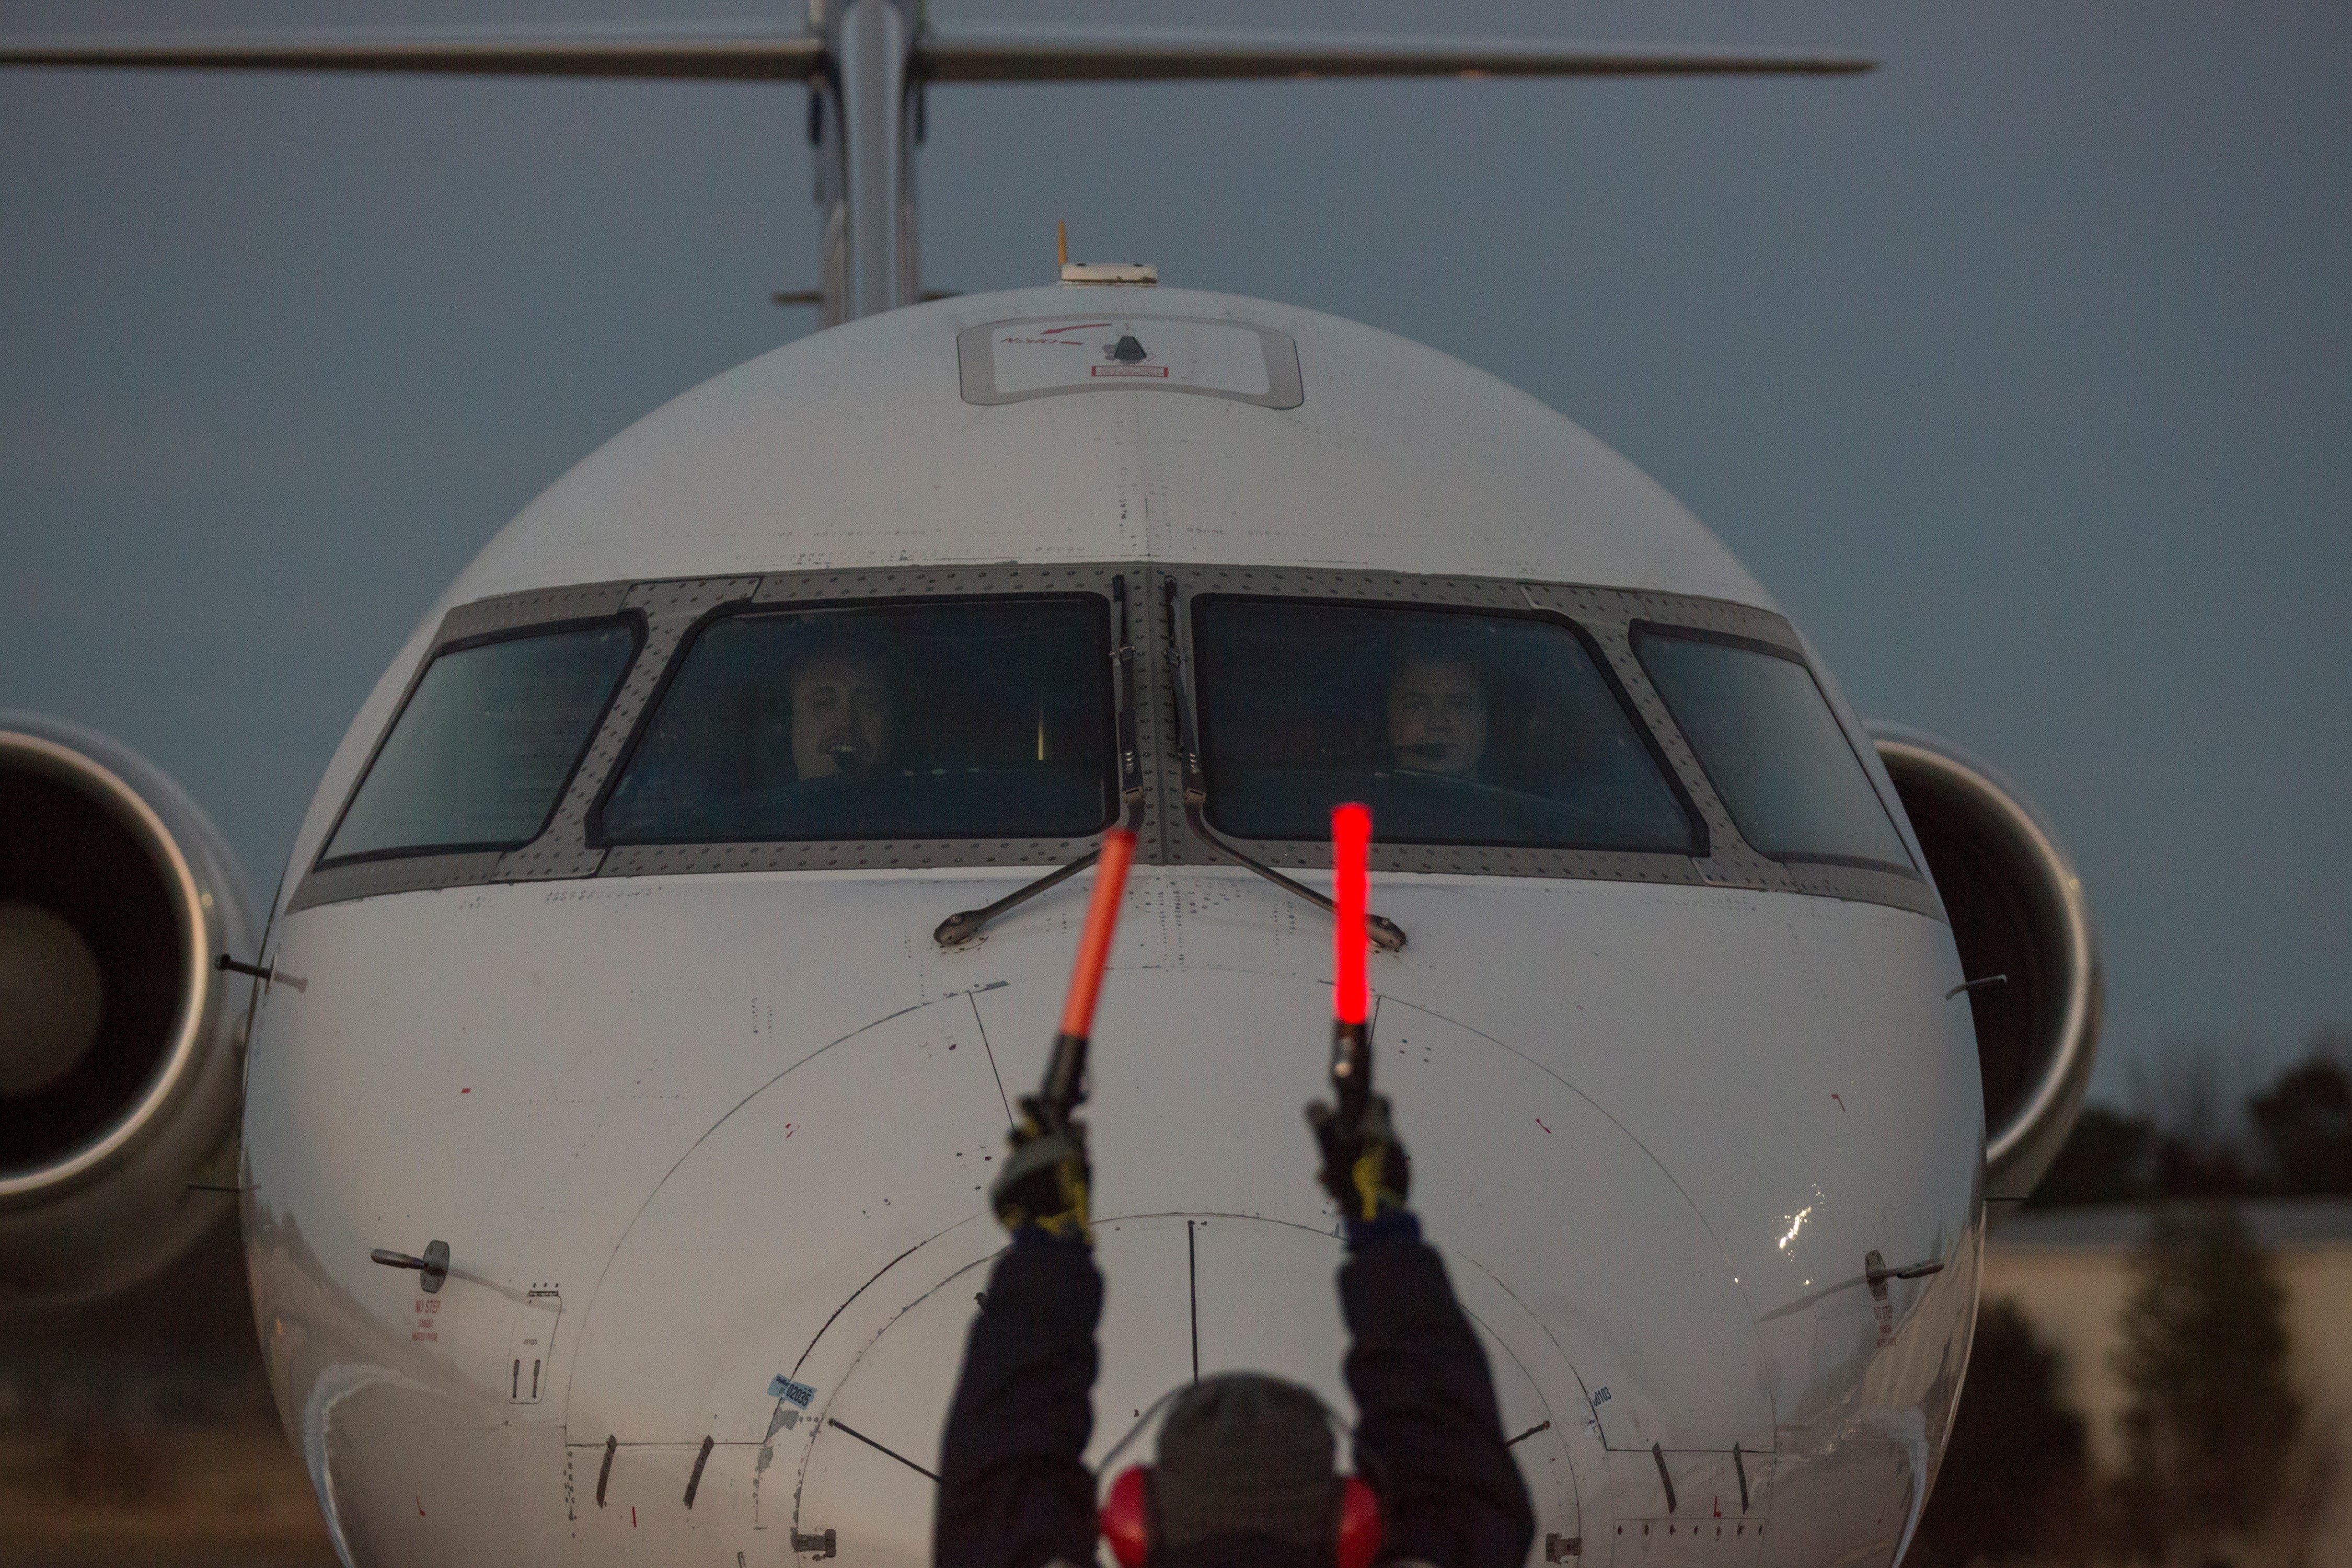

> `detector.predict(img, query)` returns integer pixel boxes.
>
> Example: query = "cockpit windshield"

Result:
[1632,627,1915,871]
[1191,599,1700,851]
[597,597,1115,844]
[320,620,638,864]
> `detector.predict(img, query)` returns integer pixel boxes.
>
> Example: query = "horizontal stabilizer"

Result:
[918,27,1875,82]
[0,24,821,81]
[0,24,1870,84]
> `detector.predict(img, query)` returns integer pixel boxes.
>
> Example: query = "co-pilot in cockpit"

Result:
[596,599,1116,847]
[1385,650,1489,779]
[788,643,896,781]
[1187,599,1702,855]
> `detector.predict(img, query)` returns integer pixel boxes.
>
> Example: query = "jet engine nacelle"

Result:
[1873,727,2102,1209]
[0,713,255,1303]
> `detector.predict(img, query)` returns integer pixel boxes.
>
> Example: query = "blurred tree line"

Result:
[1911,1030,2349,1566]
[2033,1029,2352,1205]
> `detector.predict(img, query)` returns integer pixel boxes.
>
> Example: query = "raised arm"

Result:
[1310,1093,1536,1568]
[934,1114,1102,1568]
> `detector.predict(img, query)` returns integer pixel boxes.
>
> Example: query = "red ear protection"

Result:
[1333,1476,1384,1568]
[1100,1465,1382,1568]
[1102,1466,1151,1568]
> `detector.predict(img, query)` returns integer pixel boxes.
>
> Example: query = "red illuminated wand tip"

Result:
[1330,804,1373,1116]
[1332,803,1371,1026]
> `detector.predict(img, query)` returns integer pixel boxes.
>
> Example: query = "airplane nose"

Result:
[1080,972,1776,1457]
[558,959,1780,1565]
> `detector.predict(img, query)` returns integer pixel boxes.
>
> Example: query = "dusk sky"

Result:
[3,2,2345,1106]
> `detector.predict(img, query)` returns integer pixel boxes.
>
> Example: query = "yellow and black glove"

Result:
[1306,1091,1411,1231]
[990,1097,1092,1244]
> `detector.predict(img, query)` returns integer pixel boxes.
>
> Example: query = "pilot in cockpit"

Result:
[788,641,896,780]
[1385,649,1489,779]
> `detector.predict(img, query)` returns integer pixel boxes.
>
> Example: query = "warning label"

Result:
[980,317,1275,398]
[960,315,1302,408]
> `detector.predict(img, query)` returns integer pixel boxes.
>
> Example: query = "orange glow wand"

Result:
[1330,804,1374,1120]
[1036,828,1138,1131]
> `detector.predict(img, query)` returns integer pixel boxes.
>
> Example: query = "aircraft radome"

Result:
[0,7,2100,1565]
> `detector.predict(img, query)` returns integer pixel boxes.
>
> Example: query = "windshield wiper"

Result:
[1160,580,1406,952]
[935,576,1147,948]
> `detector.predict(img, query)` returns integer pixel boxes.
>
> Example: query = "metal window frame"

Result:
[585,580,1127,857]
[290,581,643,912]
[1183,586,1710,857]
[284,563,1940,923]
[1154,565,1940,920]
[311,613,648,871]
[1627,619,1923,877]
[286,566,1157,912]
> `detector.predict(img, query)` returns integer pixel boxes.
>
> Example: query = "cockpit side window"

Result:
[1631,626,1916,872]
[319,619,639,865]
[594,596,1116,844]
[1191,598,1701,852]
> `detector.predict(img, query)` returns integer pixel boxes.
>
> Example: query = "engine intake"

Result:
[0,713,254,1302]
[1872,728,2101,1208]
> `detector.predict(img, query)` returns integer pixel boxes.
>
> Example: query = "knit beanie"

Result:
[1150,1373,1342,1555]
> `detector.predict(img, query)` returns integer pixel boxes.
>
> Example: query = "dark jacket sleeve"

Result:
[934,1235,1103,1568]
[1340,1237,1536,1568]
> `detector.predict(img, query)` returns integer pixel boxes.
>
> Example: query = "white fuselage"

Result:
[239,286,1986,1568]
